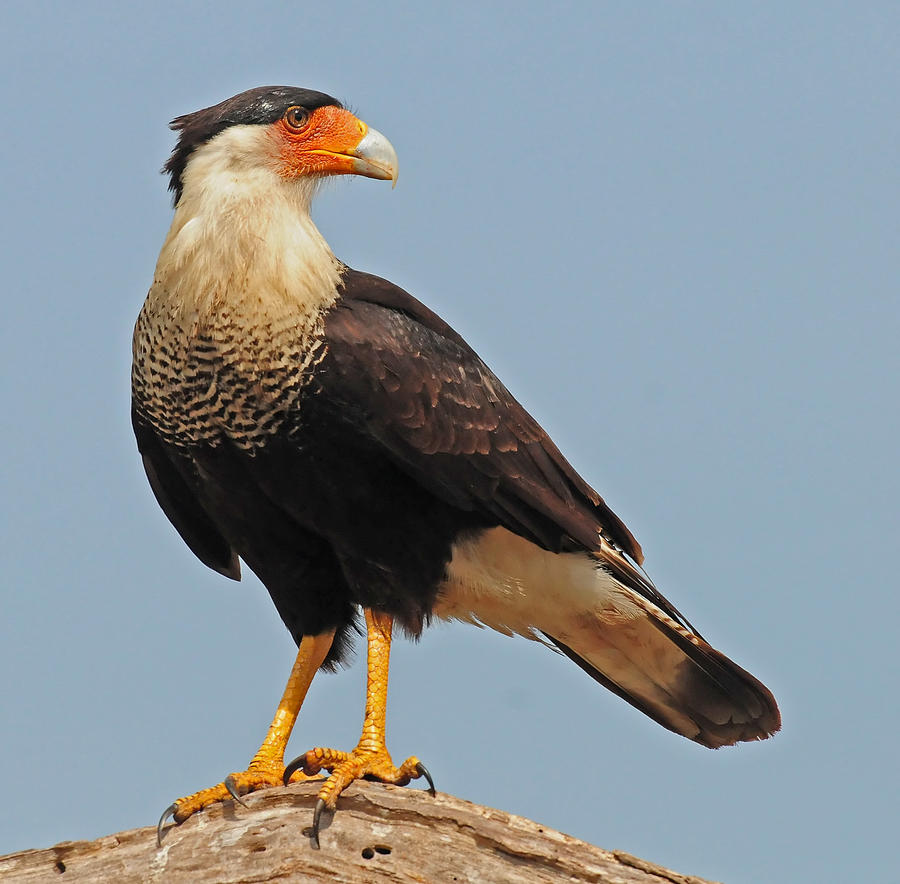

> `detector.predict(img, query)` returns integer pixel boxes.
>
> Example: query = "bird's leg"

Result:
[157,629,335,845]
[284,609,434,846]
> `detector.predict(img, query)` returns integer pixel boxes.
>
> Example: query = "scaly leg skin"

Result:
[283,609,435,847]
[157,630,335,846]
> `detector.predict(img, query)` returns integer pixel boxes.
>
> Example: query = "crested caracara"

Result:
[133,86,781,847]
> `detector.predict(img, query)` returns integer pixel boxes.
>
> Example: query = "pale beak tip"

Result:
[353,125,399,186]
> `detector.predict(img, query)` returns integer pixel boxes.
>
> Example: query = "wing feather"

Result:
[323,270,642,560]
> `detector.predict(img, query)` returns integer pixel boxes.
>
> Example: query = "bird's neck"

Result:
[152,159,342,327]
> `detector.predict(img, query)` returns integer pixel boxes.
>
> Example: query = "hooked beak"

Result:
[348,126,399,187]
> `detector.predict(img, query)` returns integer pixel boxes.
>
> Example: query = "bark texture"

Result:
[0,781,719,883]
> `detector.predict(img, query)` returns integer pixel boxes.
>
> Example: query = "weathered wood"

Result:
[0,781,719,883]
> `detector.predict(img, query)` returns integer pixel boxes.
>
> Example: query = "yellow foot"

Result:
[284,746,435,846]
[157,761,317,845]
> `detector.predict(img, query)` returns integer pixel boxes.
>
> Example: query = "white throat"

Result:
[153,124,342,326]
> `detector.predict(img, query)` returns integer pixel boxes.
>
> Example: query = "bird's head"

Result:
[164,86,398,207]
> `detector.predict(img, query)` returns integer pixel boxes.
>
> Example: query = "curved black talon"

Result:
[283,752,309,785]
[311,797,326,849]
[224,774,248,808]
[416,761,436,796]
[156,803,176,848]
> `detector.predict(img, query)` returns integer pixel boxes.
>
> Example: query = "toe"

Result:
[162,763,294,832]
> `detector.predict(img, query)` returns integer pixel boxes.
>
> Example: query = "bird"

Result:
[133,85,781,847]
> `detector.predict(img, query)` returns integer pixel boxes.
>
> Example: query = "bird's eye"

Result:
[284,106,310,132]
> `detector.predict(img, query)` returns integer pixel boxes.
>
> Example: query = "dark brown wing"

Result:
[132,406,240,580]
[322,270,642,562]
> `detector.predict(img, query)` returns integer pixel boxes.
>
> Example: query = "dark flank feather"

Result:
[133,407,239,580]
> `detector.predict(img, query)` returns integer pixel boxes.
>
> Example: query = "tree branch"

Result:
[0,782,720,883]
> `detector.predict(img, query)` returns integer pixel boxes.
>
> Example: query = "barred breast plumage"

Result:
[132,291,328,450]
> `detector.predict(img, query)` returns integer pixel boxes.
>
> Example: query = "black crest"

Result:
[163,86,341,204]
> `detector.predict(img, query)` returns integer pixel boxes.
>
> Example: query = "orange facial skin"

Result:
[276,105,369,178]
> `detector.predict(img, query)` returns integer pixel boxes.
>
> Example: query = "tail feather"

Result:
[563,544,782,748]
[439,526,781,748]
[546,594,781,748]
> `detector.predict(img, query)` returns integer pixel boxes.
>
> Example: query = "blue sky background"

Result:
[1,3,897,882]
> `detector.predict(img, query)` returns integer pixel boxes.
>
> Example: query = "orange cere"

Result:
[276,105,369,177]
